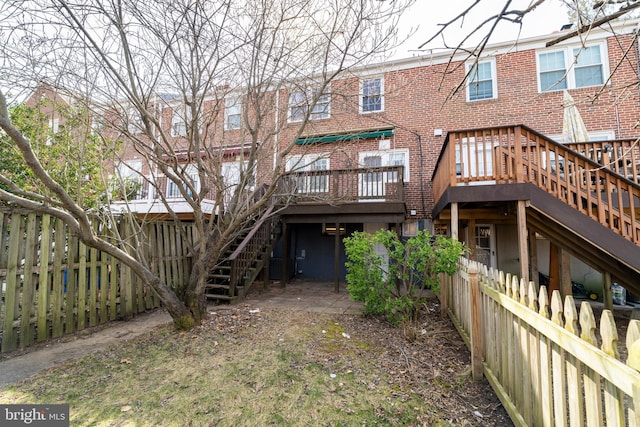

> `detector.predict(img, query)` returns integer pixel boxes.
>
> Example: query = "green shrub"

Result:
[344,229,466,325]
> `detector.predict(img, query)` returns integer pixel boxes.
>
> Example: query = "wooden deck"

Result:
[432,125,640,245]
[431,124,640,298]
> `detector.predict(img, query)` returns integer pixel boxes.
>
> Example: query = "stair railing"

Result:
[227,204,279,297]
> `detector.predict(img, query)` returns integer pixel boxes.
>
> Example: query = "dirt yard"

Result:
[1,296,513,426]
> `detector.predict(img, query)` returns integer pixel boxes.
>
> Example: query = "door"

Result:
[359,155,383,199]
[475,224,496,268]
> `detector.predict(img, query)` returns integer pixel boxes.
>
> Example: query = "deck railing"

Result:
[432,125,640,244]
[442,258,640,426]
[280,165,404,203]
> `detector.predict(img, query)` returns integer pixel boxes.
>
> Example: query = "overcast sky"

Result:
[394,0,569,58]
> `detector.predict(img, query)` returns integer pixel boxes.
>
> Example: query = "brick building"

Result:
[103,19,640,299]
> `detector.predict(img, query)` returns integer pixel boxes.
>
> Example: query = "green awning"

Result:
[295,129,394,145]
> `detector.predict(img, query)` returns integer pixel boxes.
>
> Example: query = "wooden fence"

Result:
[441,257,640,426]
[0,210,195,353]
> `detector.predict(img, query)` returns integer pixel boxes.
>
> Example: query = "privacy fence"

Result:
[0,209,196,353]
[441,257,640,426]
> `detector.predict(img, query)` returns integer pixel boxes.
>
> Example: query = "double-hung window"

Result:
[538,43,606,92]
[357,149,408,200]
[360,77,383,113]
[171,106,191,137]
[127,109,143,134]
[288,87,330,122]
[167,165,199,199]
[116,160,144,199]
[224,96,242,130]
[285,154,329,193]
[466,60,496,101]
[358,149,409,182]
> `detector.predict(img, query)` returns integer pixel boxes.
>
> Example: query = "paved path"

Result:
[0,281,361,388]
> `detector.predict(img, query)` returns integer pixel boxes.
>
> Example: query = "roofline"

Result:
[353,18,640,75]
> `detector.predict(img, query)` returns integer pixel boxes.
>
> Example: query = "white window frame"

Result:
[170,105,191,137]
[285,153,330,193]
[166,165,199,199]
[360,77,384,113]
[537,42,608,93]
[549,130,615,143]
[288,87,330,122]
[116,160,144,199]
[358,148,409,182]
[466,59,497,102]
[224,96,242,130]
[127,109,143,134]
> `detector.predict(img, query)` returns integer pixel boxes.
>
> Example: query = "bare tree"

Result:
[0,0,414,328]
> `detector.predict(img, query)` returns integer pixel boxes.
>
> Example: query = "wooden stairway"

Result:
[205,207,281,302]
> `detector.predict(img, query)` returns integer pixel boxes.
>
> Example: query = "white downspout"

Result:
[273,89,280,172]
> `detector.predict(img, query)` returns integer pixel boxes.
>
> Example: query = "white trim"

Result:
[287,87,331,123]
[224,96,242,130]
[549,129,615,143]
[358,148,410,182]
[466,58,497,102]
[536,41,609,93]
[359,76,384,113]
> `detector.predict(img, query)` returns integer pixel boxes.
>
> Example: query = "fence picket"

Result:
[579,303,603,427]
[77,240,87,331]
[550,291,568,427]
[601,311,626,426]
[628,320,640,426]
[527,281,543,426]
[564,297,585,427]
[537,286,554,427]
[20,213,38,348]
[2,214,23,352]
[99,248,108,323]
[51,219,65,338]
[37,214,52,342]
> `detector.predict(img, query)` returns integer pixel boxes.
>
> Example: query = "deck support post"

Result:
[529,228,539,288]
[280,222,289,288]
[559,247,572,299]
[451,202,459,241]
[334,222,340,293]
[548,243,559,294]
[603,271,613,310]
[517,200,529,284]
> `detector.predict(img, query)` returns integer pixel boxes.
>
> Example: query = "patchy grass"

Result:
[0,306,509,426]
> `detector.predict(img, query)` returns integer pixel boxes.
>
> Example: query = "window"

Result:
[127,109,143,134]
[46,118,60,145]
[221,159,254,204]
[358,149,408,199]
[116,160,144,200]
[538,43,606,92]
[224,96,241,130]
[288,87,330,122]
[91,117,104,135]
[358,149,409,182]
[166,165,199,199]
[171,106,191,137]
[285,154,329,193]
[48,118,60,134]
[466,60,496,101]
[360,77,383,113]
